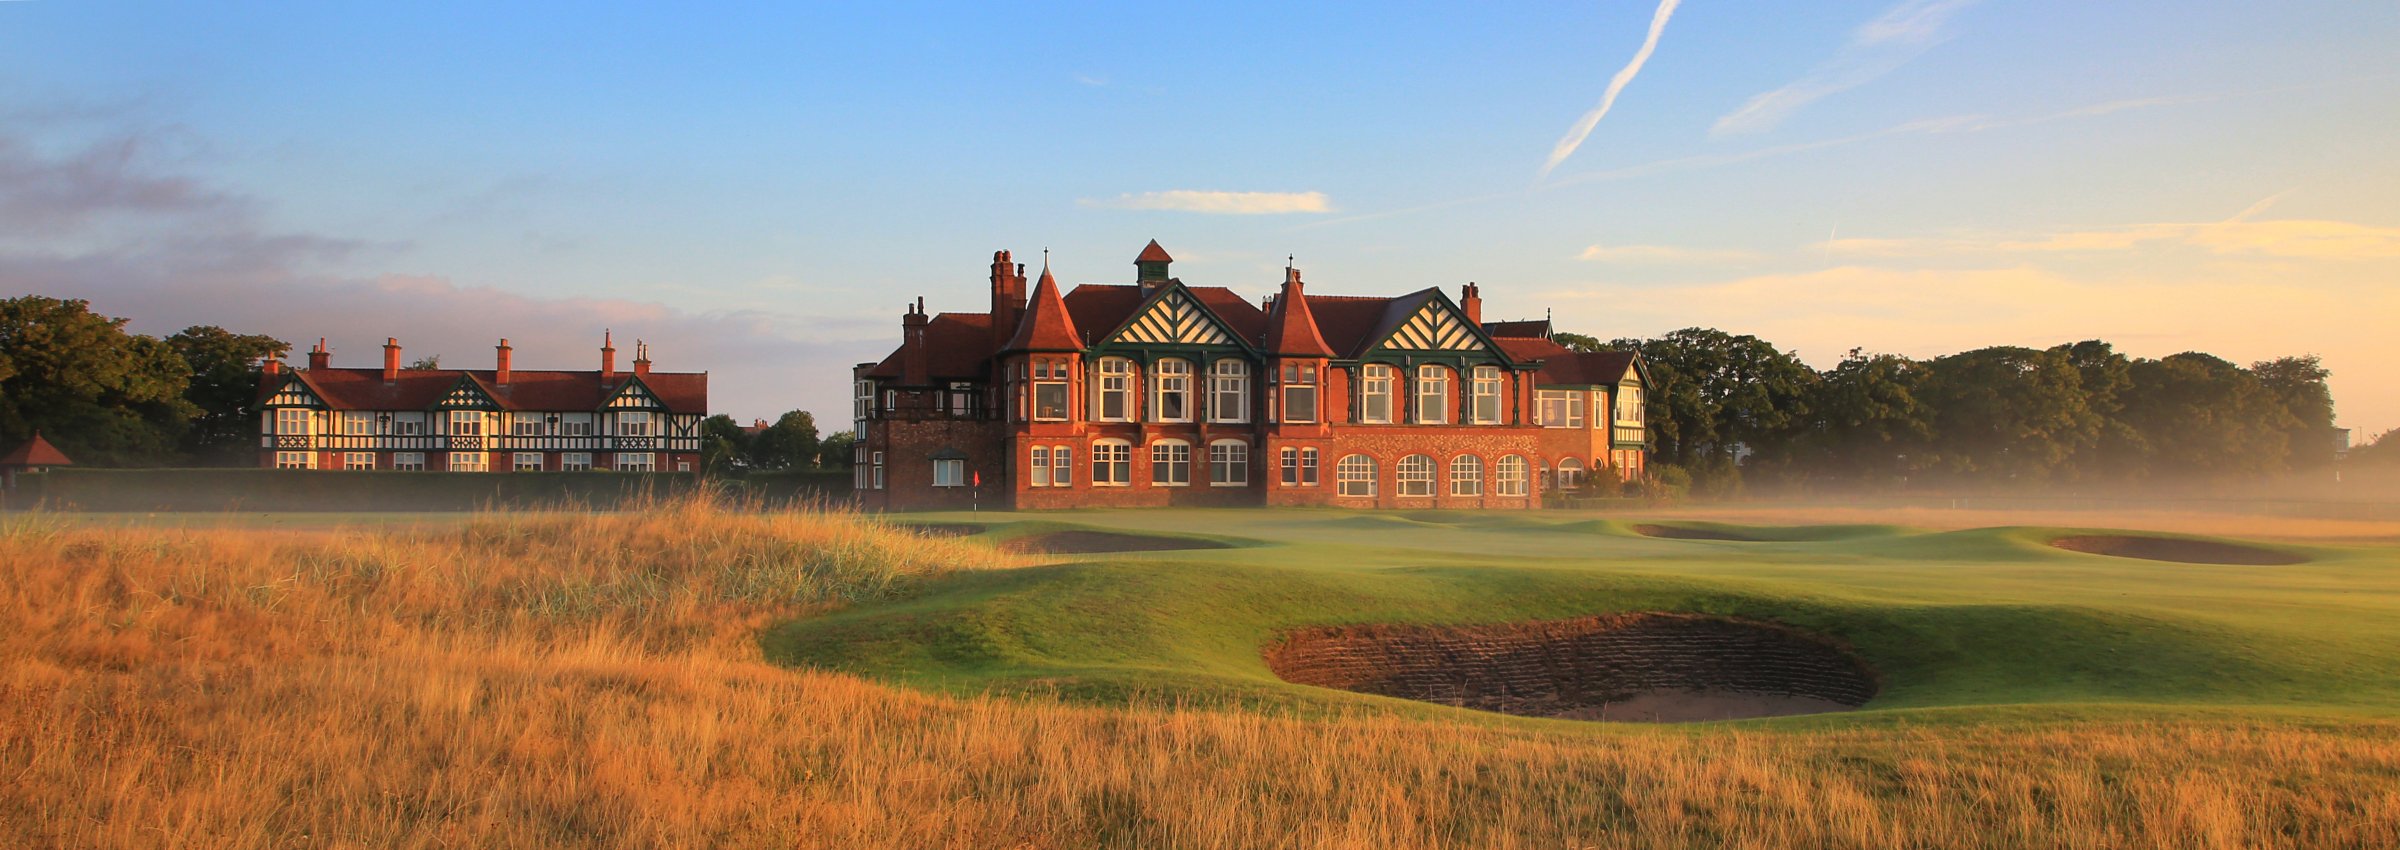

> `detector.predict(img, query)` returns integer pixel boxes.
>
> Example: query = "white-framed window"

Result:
[393,452,427,471]
[343,452,376,470]
[1447,455,1480,496]
[1415,365,1449,424]
[560,413,593,436]
[1151,440,1191,486]
[1556,457,1585,491]
[448,452,487,472]
[1279,447,1320,487]
[1209,440,1248,486]
[1208,360,1249,423]
[871,451,885,489]
[1472,366,1503,424]
[1094,357,1134,422]
[448,410,484,436]
[514,452,544,472]
[1537,390,1584,429]
[1335,454,1376,497]
[1032,359,1070,421]
[275,408,314,436]
[342,412,373,436]
[1278,362,1318,423]
[678,459,692,472]
[933,458,966,488]
[1496,455,1529,496]
[512,415,544,436]
[617,452,655,472]
[1151,358,1193,422]
[1091,440,1131,486]
[562,452,593,471]
[275,451,315,470]
[618,411,655,437]
[1031,446,1053,487]
[1616,384,1645,424]
[393,412,425,436]
[1397,454,1436,497]
[1360,365,1395,424]
[1052,445,1072,487]
[854,378,874,427]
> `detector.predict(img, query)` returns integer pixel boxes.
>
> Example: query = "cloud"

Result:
[1540,0,1681,178]
[1712,0,1979,137]
[1080,190,1332,215]
[0,133,233,235]
[1821,219,2400,261]
[1577,243,1758,264]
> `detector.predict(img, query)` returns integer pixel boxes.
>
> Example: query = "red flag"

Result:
[972,470,981,487]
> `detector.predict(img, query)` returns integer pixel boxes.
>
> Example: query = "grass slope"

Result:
[768,511,2400,723]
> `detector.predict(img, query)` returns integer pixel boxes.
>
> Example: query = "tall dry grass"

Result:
[3,499,2396,849]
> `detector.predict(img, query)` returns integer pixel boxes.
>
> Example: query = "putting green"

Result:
[769,508,2400,726]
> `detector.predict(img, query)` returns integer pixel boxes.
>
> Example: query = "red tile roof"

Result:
[259,367,708,413]
[1002,266,1083,353]
[1262,278,1335,357]
[1134,239,1173,263]
[0,432,71,467]
[1060,284,1267,348]
[864,313,996,380]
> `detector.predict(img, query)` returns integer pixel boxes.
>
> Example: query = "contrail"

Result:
[1540,0,1681,179]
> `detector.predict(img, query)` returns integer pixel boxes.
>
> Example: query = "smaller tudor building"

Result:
[254,334,707,472]
[852,242,1651,510]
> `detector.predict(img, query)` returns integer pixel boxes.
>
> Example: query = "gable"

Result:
[1107,287,1242,348]
[605,378,667,410]
[261,375,326,408]
[1380,299,1489,353]
[436,377,500,410]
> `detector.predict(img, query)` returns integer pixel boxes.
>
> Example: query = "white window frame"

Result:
[1151,358,1193,423]
[343,451,376,470]
[871,451,885,489]
[1052,445,1073,487]
[1278,362,1318,423]
[1360,365,1394,424]
[341,412,373,436]
[1208,360,1249,423]
[1335,454,1376,497]
[1151,440,1192,487]
[1091,440,1131,486]
[1556,458,1585,492]
[854,378,874,427]
[932,458,966,488]
[1471,366,1502,424]
[1617,383,1645,425]
[1031,446,1053,487]
[275,408,314,436]
[1032,359,1070,422]
[1209,440,1248,487]
[560,413,593,436]
[1496,455,1529,496]
[1450,455,1482,496]
[617,452,656,473]
[393,412,425,436]
[514,452,544,472]
[393,452,427,471]
[618,411,655,437]
[448,452,487,472]
[1397,454,1436,497]
[561,452,593,472]
[448,410,484,436]
[1415,365,1449,425]
[1093,358,1134,422]
[275,451,316,470]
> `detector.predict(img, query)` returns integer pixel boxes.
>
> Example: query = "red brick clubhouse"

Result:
[254,334,707,473]
[853,242,1651,510]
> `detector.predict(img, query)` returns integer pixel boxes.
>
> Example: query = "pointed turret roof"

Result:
[1134,239,1173,264]
[1002,263,1085,352]
[1261,268,1335,357]
[0,432,71,467]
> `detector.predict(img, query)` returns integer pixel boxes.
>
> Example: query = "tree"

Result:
[816,430,857,469]
[1789,349,1931,485]
[747,410,821,470]
[406,355,441,370]
[2046,340,2142,482]
[1914,346,2101,484]
[698,414,750,474]
[1551,331,1606,354]
[1607,328,1817,486]
[2350,429,2400,467]
[2115,353,2295,483]
[2252,355,2337,470]
[0,296,198,466]
[169,326,290,464]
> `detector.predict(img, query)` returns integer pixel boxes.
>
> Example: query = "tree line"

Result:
[1557,328,2347,495]
[0,295,852,472]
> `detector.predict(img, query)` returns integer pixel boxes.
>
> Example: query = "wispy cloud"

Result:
[1540,0,1681,178]
[1577,243,1758,264]
[1081,190,1332,215]
[1712,0,1979,137]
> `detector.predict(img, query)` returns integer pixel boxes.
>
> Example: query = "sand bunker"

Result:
[1001,531,1233,555]
[1631,524,1761,542]
[2050,535,2305,566]
[1265,612,1876,723]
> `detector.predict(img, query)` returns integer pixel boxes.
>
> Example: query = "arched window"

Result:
[1359,364,1395,423]
[1151,439,1191,486]
[1209,439,1249,486]
[1471,366,1502,424]
[1152,358,1193,422]
[1093,358,1134,422]
[1495,455,1529,496]
[1336,454,1377,497]
[1557,457,1585,492]
[1414,365,1449,424]
[1092,439,1131,486]
[1209,360,1249,423]
[1450,454,1483,496]
[1396,454,1435,497]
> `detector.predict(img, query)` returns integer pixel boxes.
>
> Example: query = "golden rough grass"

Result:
[4,500,2398,849]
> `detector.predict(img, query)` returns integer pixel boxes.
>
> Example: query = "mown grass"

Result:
[6,499,2399,848]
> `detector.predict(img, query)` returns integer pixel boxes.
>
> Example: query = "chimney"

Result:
[382,337,402,382]
[601,330,617,381]
[901,297,930,386]
[633,340,652,377]
[262,357,281,376]
[495,338,513,385]
[1134,240,1173,290]
[990,250,1026,350]
[1461,282,1483,325]
[307,338,330,371]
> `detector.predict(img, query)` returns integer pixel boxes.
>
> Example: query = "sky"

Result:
[3,1,2396,440]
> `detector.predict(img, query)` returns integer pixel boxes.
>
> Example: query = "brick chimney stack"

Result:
[307,338,331,371]
[382,338,401,382]
[633,340,652,377]
[901,297,930,386]
[601,330,617,381]
[1461,282,1482,325]
[989,250,1026,350]
[262,357,281,376]
[495,338,513,385]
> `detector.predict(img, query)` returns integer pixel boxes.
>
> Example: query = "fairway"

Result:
[772,507,2400,724]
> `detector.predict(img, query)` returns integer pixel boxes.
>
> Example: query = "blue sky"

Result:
[4,1,2396,438]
